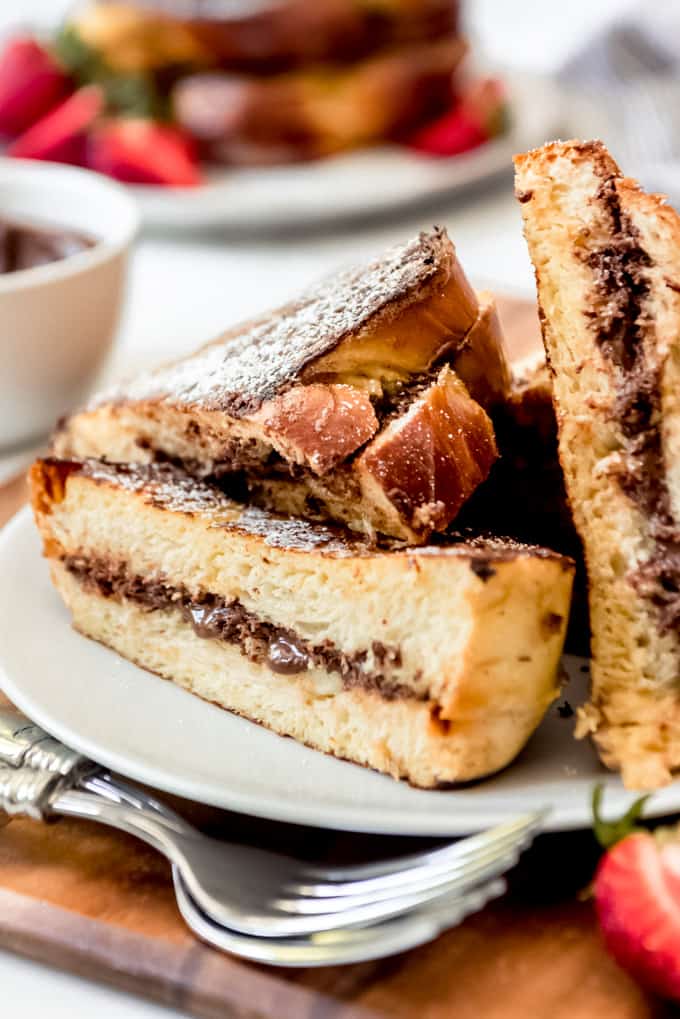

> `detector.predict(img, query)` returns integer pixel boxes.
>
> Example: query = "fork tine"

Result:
[196,810,540,938]
[295,810,546,890]
[274,831,530,918]
[174,871,506,968]
[261,846,517,934]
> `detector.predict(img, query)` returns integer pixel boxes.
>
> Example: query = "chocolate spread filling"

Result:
[589,178,680,633]
[63,555,415,699]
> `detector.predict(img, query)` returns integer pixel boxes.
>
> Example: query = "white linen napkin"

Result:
[557,0,680,195]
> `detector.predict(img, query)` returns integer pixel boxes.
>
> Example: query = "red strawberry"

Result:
[591,785,680,1001]
[406,76,507,158]
[87,118,201,187]
[0,36,71,140]
[407,108,487,157]
[458,77,507,138]
[8,85,104,165]
[595,830,680,1001]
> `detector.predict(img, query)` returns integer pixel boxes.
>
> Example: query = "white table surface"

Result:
[1,0,632,1013]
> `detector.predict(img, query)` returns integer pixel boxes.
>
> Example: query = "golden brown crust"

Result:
[356,367,498,536]
[451,290,512,409]
[53,229,506,541]
[251,383,378,474]
[75,227,464,418]
[30,457,573,567]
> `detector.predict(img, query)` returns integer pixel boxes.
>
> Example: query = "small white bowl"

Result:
[0,158,138,451]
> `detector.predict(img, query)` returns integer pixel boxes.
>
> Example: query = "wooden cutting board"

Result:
[0,298,665,1018]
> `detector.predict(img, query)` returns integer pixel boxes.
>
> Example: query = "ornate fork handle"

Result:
[0,707,196,836]
[0,763,65,821]
[0,707,90,777]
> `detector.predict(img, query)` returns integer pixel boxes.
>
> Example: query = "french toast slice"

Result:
[515,139,680,788]
[31,457,574,787]
[172,36,465,164]
[249,366,497,541]
[54,228,509,542]
[72,0,460,73]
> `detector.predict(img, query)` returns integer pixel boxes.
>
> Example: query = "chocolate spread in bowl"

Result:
[0,217,95,274]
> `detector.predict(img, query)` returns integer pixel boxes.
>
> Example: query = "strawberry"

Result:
[0,36,71,140]
[406,76,507,158]
[87,118,201,187]
[8,85,104,164]
[407,108,487,157]
[591,785,680,1001]
[458,77,507,139]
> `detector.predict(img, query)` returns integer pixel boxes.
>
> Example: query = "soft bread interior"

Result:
[515,140,680,788]
[52,565,547,788]
[31,458,573,787]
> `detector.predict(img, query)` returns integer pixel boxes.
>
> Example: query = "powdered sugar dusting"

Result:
[81,460,371,554]
[82,461,228,516]
[235,505,371,554]
[95,228,449,416]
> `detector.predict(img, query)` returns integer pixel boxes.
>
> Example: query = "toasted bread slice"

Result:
[515,139,680,788]
[54,228,508,541]
[248,366,497,541]
[452,289,511,409]
[31,457,573,787]
[172,36,465,163]
[73,0,460,73]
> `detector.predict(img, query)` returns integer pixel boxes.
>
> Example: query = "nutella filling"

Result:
[63,555,414,699]
[589,178,680,634]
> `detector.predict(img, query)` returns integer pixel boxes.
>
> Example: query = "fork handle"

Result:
[0,762,65,820]
[0,706,91,778]
[0,707,196,837]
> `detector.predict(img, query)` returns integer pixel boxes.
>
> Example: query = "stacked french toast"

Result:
[32,142,680,790]
[63,0,470,166]
[31,226,574,788]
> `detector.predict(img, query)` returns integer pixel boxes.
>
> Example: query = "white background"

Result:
[1,1,630,1014]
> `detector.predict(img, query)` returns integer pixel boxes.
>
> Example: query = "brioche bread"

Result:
[74,0,460,73]
[172,36,465,164]
[54,228,509,542]
[31,457,574,787]
[515,139,680,788]
[247,366,497,540]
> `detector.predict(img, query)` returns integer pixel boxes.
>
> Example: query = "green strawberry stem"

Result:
[592,783,651,850]
[53,25,170,120]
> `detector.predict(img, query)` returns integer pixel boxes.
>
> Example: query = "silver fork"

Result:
[172,871,507,967]
[0,708,546,938]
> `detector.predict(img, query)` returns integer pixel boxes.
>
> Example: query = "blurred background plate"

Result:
[132,71,563,232]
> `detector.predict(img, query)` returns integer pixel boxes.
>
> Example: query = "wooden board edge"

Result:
[0,887,375,1019]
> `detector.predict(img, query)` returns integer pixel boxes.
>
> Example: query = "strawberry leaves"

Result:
[592,783,651,849]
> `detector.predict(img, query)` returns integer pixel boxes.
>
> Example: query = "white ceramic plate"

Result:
[2,508,678,836]
[132,73,562,231]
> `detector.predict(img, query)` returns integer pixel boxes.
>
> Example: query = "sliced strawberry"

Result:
[0,36,71,140]
[594,829,680,1001]
[8,85,104,165]
[407,107,487,157]
[406,75,507,158]
[87,118,201,187]
[458,77,507,138]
